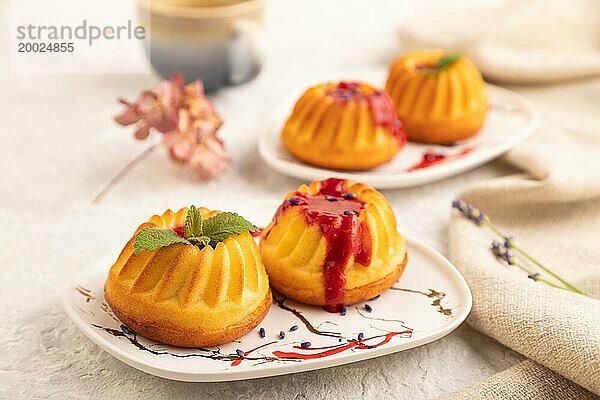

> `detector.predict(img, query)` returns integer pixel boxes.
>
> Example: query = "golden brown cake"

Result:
[281,81,407,170]
[385,50,487,144]
[260,178,407,312]
[104,206,271,348]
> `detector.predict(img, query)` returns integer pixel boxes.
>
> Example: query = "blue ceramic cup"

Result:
[138,0,264,92]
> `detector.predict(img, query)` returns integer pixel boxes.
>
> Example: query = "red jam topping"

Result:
[415,63,439,73]
[328,81,362,101]
[407,151,448,171]
[172,225,185,237]
[326,81,406,144]
[406,147,475,172]
[266,178,372,313]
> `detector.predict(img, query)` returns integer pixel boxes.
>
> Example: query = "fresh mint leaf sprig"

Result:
[132,227,190,254]
[420,53,462,74]
[435,53,461,70]
[202,212,257,248]
[184,205,203,238]
[133,206,257,254]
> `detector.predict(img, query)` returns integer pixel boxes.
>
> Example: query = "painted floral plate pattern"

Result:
[258,78,539,189]
[64,236,471,382]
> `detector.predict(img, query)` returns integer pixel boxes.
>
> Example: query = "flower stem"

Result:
[484,222,588,296]
[510,259,565,290]
[486,223,504,238]
[92,143,158,204]
[513,244,587,295]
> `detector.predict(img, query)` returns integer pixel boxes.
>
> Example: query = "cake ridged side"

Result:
[385,50,487,143]
[260,180,406,305]
[104,207,271,346]
[281,83,402,170]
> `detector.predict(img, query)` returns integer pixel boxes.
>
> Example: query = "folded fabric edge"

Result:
[436,360,600,400]
[449,216,600,394]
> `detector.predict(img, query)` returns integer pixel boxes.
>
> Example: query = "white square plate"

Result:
[258,72,538,189]
[63,236,471,382]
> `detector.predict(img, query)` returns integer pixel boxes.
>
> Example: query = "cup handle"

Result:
[226,19,263,85]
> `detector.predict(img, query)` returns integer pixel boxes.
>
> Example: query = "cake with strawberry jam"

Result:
[104,206,271,348]
[385,50,487,144]
[281,81,406,170]
[260,178,408,312]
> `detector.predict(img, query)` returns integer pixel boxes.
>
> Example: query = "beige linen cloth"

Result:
[399,0,600,84]
[445,126,600,399]
[397,0,600,398]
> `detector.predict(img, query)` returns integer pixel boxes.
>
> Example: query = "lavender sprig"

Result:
[491,240,516,265]
[490,241,563,290]
[453,199,587,296]
[502,234,585,295]
[452,200,489,226]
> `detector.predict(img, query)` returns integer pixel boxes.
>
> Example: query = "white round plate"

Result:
[258,79,539,189]
[63,236,471,382]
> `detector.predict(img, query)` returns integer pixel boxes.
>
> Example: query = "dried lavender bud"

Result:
[357,332,364,341]
[288,197,301,205]
[300,342,311,348]
[343,210,355,216]
[340,307,347,316]
[279,330,286,339]
[492,241,516,265]
[528,272,541,281]
[473,212,488,225]
[326,196,338,202]
[259,327,265,338]
[504,236,516,248]
[491,241,506,257]
[466,205,487,225]
[290,325,299,332]
[451,199,467,212]
[452,199,489,225]
[364,304,373,312]
[120,324,132,335]
[236,349,244,358]
[343,193,356,199]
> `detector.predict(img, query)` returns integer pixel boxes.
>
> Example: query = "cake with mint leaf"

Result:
[104,206,271,348]
[385,50,487,144]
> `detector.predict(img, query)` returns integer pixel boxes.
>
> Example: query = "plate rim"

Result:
[63,236,472,382]
[258,83,539,189]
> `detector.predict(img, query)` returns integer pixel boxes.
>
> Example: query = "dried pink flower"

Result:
[114,73,229,179]
[162,108,229,179]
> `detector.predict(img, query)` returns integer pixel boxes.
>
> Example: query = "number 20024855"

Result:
[18,42,74,52]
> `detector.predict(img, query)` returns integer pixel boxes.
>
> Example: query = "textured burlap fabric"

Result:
[440,125,600,399]
[398,0,600,84]
[441,360,599,400]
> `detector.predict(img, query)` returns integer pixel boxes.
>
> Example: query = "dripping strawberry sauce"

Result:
[265,178,372,313]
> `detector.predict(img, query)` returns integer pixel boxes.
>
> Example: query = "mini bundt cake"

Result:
[260,178,408,312]
[104,206,271,348]
[281,81,407,170]
[385,50,487,144]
